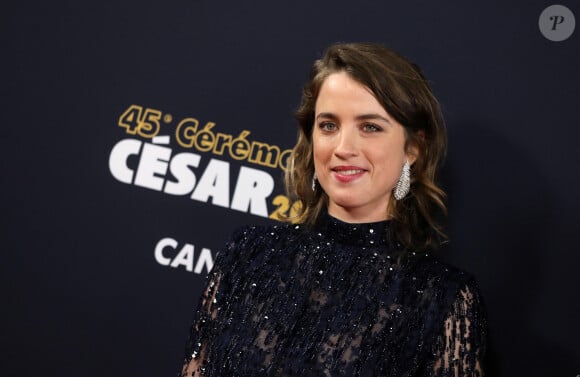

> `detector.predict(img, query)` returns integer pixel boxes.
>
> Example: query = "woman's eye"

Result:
[362,123,382,132]
[319,122,337,131]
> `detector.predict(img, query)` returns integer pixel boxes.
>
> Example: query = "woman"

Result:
[180,42,486,377]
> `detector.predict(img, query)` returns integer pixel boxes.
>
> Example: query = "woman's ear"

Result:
[406,130,424,165]
[406,145,419,165]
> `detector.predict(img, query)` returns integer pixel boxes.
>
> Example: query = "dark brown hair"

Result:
[285,42,448,252]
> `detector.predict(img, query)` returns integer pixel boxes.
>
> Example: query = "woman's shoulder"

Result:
[227,221,304,246]
[405,251,482,298]
[214,221,305,266]
[402,252,486,327]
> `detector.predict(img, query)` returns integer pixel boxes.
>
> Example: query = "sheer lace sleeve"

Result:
[430,280,487,377]
[179,269,221,377]
[179,227,251,377]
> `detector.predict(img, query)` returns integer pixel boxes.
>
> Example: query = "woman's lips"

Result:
[331,166,366,183]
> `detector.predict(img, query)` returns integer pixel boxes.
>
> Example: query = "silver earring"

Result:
[312,172,317,192]
[394,160,410,200]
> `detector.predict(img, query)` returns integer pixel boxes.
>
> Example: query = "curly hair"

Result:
[284,42,448,252]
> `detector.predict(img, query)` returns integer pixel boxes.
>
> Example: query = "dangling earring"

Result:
[312,172,317,192]
[394,160,410,200]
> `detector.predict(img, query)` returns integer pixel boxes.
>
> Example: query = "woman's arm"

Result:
[430,280,487,377]
[179,270,221,377]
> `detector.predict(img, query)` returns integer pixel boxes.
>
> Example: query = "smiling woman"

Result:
[179,43,487,377]
[312,71,415,223]
[290,43,448,252]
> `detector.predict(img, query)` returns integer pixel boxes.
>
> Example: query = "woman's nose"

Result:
[333,127,359,158]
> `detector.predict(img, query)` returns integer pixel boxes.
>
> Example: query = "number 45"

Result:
[118,104,162,138]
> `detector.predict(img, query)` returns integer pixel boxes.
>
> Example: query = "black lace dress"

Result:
[180,213,486,376]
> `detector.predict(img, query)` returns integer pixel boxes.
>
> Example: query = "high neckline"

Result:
[314,211,391,247]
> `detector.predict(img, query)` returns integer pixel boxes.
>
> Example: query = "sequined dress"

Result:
[180,213,486,376]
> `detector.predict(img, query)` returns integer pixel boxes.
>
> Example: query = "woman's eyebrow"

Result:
[355,114,391,123]
[315,112,338,121]
[315,113,390,123]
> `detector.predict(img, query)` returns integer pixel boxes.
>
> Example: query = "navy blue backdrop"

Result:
[2,1,578,376]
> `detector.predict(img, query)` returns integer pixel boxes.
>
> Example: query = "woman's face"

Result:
[312,71,416,223]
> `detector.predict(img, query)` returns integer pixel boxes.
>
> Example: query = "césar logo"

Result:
[108,137,275,217]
